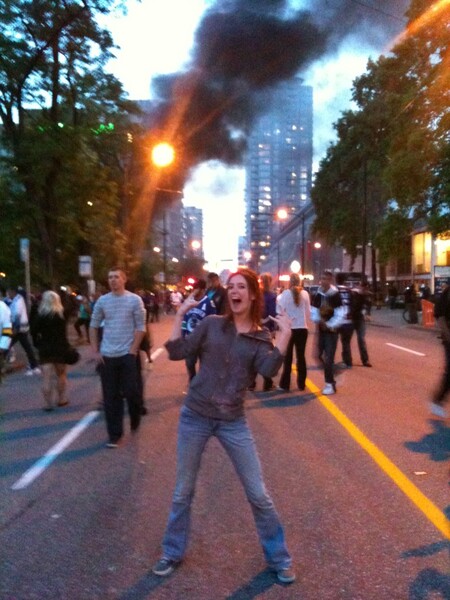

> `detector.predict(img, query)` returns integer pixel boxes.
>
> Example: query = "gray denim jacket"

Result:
[165,315,284,420]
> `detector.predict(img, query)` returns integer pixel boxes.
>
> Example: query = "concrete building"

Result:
[244,79,313,275]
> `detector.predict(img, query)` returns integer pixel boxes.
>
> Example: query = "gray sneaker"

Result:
[152,557,179,577]
[276,566,296,583]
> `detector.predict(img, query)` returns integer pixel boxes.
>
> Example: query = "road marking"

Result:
[11,346,168,491]
[11,411,100,491]
[307,379,450,540]
[386,343,426,356]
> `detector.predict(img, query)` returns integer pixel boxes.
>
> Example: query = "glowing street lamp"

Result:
[290,260,301,274]
[275,208,289,287]
[151,142,175,168]
[151,142,176,289]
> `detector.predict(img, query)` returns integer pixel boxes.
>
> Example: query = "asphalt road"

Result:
[1,309,449,600]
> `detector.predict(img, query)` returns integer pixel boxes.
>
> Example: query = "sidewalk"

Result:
[368,305,437,332]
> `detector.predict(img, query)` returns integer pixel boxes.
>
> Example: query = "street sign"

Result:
[79,256,93,278]
[20,238,29,262]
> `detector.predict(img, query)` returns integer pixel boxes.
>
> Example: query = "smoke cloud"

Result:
[148,0,409,188]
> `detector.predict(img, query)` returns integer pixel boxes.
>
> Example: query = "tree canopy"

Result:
[0,0,146,288]
[311,0,450,273]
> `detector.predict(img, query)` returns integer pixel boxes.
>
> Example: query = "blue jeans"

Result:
[162,406,292,570]
[318,329,338,384]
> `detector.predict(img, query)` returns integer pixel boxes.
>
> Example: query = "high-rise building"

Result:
[183,206,204,258]
[244,80,313,272]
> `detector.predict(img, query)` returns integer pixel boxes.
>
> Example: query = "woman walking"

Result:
[152,268,296,584]
[276,273,311,392]
[33,291,71,411]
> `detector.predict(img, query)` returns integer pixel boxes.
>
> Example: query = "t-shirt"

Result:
[90,291,146,357]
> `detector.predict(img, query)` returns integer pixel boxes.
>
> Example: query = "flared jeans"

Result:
[161,405,292,570]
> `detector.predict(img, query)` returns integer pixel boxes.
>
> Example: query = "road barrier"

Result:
[421,299,435,327]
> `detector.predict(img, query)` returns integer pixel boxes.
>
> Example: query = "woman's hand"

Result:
[178,293,200,317]
[269,310,292,334]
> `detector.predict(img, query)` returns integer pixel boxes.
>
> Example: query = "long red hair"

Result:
[226,268,262,329]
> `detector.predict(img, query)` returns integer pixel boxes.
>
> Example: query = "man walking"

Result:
[311,270,345,395]
[430,281,450,418]
[90,267,146,447]
[7,286,40,376]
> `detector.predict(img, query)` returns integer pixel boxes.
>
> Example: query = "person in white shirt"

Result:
[0,288,13,381]
[6,286,41,375]
[276,273,311,391]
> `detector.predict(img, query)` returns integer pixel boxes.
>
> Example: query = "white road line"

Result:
[11,346,167,491]
[386,343,426,357]
[11,410,100,491]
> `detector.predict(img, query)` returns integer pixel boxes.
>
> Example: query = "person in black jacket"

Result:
[430,282,450,418]
[33,291,71,411]
[310,270,345,395]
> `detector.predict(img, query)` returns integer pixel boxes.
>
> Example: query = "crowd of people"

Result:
[1,265,449,584]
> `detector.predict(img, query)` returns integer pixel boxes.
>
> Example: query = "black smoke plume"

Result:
[148,0,409,185]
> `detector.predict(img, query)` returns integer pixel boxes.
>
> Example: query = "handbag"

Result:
[64,345,80,365]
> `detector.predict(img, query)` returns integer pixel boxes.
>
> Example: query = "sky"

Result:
[103,0,407,272]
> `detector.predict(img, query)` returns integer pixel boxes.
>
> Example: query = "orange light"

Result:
[276,208,288,221]
[151,142,175,168]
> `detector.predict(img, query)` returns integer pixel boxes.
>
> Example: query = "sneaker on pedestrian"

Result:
[276,386,289,392]
[322,383,335,395]
[25,368,34,376]
[363,362,372,368]
[152,557,179,577]
[33,367,42,375]
[429,402,448,418]
[276,566,296,584]
[106,437,122,448]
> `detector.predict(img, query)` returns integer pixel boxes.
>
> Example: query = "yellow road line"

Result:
[306,378,450,540]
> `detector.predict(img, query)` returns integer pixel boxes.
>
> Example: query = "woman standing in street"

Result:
[33,291,71,411]
[152,268,296,584]
[276,273,311,392]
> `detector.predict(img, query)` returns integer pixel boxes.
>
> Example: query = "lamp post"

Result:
[151,142,176,289]
[274,208,288,288]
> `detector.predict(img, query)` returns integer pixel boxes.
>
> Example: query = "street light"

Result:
[151,142,176,289]
[274,208,288,288]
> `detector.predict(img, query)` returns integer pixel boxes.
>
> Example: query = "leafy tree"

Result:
[0,0,137,287]
[312,0,450,279]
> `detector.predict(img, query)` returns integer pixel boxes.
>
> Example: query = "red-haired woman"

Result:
[152,268,296,584]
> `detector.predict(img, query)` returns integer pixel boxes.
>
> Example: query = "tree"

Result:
[0,0,136,287]
[312,0,450,279]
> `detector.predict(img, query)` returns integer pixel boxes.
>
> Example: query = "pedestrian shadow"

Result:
[248,390,315,410]
[401,541,450,599]
[226,568,296,599]
[1,419,82,441]
[404,420,450,462]
[116,572,167,599]
[0,442,104,478]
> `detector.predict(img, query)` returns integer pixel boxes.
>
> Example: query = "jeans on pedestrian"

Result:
[279,328,308,390]
[11,332,39,369]
[353,318,369,365]
[318,329,338,384]
[434,340,450,405]
[161,405,292,570]
[100,353,141,441]
[339,323,354,367]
